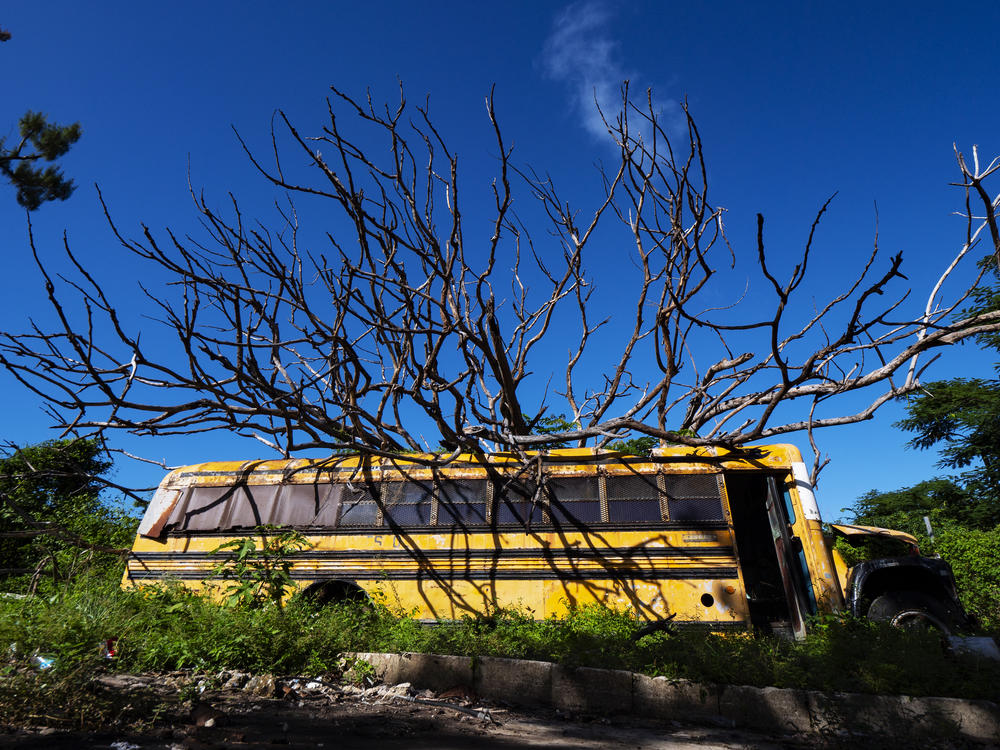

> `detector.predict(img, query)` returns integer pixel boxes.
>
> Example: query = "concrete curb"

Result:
[349,651,1000,743]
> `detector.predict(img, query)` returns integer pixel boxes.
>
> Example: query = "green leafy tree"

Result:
[0,439,134,586]
[892,378,1000,526]
[525,413,579,449]
[848,478,976,532]
[898,378,1000,471]
[0,27,81,210]
[607,435,658,457]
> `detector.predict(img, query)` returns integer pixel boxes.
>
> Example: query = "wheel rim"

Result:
[890,608,948,632]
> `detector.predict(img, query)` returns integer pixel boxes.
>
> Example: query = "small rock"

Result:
[191,701,228,727]
[244,674,278,697]
[379,682,411,698]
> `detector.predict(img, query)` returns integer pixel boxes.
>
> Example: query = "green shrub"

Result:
[207,526,312,609]
[933,524,1000,631]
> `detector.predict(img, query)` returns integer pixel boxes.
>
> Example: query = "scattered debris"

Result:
[437,685,476,702]
[29,653,54,670]
[223,671,250,690]
[101,637,119,660]
[243,674,278,697]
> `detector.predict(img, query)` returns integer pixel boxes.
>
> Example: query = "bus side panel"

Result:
[126,527,752,627]
[785,463,845,612]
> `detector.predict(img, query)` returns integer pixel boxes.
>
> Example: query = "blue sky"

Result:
[2,1,998,520]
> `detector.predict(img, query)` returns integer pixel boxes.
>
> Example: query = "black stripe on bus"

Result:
[160,521,730,537]
[129,546,735,563]
[125,566,739,582]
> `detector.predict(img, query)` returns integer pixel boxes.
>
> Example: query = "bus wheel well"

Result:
[855,567,958,627]
[299,580,369,606]
[858,567,944,603]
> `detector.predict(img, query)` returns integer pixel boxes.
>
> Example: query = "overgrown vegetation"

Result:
[0,439,138,594]
[1,567,997,730]
[844,256,1000,630]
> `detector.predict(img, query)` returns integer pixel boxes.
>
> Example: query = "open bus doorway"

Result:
[726,473,813,637]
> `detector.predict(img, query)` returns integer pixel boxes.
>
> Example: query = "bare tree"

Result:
[2,84,999,484]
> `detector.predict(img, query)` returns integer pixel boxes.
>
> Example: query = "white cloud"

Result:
[541,1,678,143]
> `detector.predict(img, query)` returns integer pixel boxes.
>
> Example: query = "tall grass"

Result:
[2,571,998,705]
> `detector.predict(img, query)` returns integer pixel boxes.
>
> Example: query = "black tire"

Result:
[867,590,955,634]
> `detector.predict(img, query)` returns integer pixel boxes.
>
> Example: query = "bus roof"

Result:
[156,444,806,484]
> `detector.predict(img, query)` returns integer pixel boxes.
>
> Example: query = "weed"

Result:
[341,656,377,686]
[207,525,312,608]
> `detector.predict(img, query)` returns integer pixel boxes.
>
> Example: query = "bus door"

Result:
[763,475,813,639]
[727,473,814,638]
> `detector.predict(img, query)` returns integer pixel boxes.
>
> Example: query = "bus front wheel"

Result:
[867,590,954,634]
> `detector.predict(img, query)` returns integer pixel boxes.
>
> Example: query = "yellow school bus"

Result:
[125,444,969,637]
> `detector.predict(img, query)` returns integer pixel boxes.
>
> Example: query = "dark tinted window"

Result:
[437,479,488,527]
[546,477,602,524]
[495,478,543,526]
[280,482,341,526]
[664,474,724,521]
[165,484,282,531]
[780,482,797,525]
[606,474,662,522]
[382,481,434,526]
[336,483,380,527]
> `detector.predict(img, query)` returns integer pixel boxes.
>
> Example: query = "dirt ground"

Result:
[0,671,816,749]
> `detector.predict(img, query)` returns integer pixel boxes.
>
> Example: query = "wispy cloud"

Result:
[541,1,676,142]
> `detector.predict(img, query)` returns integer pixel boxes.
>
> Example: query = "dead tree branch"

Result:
[2,85,999,478]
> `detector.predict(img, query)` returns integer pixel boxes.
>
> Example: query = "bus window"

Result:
[281,482,342,526]
[546,477,602,524]
[336,483,380,527]
[495,478,542,526]
[664,474,725,521]
[164,484,283,531]
[436,479,488,527]
[779,481,797,526]
[606,474,662,523]
[382,480,434,526]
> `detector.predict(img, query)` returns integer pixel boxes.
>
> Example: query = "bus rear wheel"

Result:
[867,590,954,634]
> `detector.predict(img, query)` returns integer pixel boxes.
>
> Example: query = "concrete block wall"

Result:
[349,651,1000,743]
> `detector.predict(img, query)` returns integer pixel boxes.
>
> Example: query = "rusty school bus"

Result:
[125,444,969,637]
